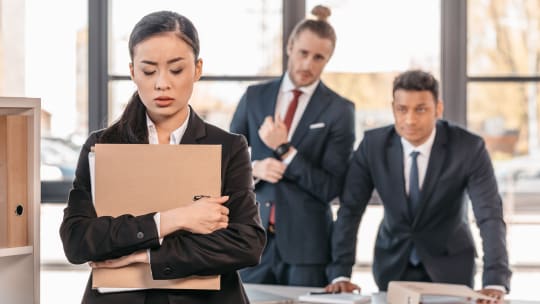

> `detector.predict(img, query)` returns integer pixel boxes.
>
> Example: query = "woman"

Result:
[60,11,265,304]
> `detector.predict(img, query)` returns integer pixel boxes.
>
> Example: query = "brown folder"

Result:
[92,144,221,290]
[0,115,29,248]
[387,281,493,304]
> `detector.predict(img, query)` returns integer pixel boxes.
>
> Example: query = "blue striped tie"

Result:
[409,151,421,265]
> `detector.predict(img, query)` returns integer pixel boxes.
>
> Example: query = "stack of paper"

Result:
[297,292,371,304]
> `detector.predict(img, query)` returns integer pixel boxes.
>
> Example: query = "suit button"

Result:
[136,232,144,239]
[265,202,271,207]
[163,267,172,275]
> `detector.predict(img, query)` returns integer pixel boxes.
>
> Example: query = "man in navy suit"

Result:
[230,5,355,287]
[325,70,511,302]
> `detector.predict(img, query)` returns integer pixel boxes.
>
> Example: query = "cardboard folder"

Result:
[387,281,493,304]
[92,144,221,291]
[0,115,29,248]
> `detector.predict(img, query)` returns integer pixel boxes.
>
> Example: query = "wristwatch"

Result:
[274,142,292,159]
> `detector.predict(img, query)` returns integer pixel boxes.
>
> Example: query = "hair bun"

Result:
[311,5,331,22]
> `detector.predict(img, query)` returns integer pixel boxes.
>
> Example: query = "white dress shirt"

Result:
[401,127,436,194]
[146,109,190,252]
[275,73,319,139]
[273,72,319,164]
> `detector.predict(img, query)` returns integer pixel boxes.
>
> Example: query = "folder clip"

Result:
[193,195,210,201]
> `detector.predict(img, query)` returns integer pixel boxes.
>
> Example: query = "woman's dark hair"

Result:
[100,11,199,143]
[288,5,336,52]
[392,70,439,102]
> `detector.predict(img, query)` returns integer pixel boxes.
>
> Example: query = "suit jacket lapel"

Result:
[290,82,331,147]
[260,78,281,121]
[386,130,410,219]
[413,121,448,226]
[180,106,207,144]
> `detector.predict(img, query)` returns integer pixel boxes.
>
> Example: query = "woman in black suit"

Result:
[59,11,265,304]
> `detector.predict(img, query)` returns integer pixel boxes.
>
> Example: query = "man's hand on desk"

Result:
[476,288,504,304]
[89,250,149,269]
[324,281,361,293]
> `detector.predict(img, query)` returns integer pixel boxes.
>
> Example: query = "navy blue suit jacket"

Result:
[230,77,355,264]
[328,120,511,291]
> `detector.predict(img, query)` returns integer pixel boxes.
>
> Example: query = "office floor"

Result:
[40,204,540,303]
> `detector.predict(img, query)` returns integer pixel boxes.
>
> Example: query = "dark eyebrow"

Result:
[140,57,185,65]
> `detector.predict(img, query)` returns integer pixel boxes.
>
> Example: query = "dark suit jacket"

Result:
[328,120,511,291]
[230,77,355,264]
[60,109,266,304]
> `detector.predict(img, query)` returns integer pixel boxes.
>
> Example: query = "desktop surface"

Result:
[244,284,539,304]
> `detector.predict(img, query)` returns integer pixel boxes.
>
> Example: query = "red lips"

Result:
[154,96,174,107]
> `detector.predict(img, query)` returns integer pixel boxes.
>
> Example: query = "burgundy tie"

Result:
[283,89,303,130]
[269,89,303,227]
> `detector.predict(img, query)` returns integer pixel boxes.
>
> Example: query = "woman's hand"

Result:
[89,250,149,269]
[160,196,230,236]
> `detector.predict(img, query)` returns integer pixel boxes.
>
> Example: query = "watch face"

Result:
[274,142,291,159]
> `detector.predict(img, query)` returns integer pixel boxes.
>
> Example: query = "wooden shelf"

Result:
[0,246,33,257]
[0,97,40,304]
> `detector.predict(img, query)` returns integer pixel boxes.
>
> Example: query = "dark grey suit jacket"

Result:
[230,77,355,264]
[328,120,511,291]
[60,109,266,304]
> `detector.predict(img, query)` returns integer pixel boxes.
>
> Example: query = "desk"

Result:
[244,284,538,304]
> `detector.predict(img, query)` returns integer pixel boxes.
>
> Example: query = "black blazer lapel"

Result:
[412,121,448,226]
[290,82,332,147]
[180,106,207,144]
[386,130,410,220]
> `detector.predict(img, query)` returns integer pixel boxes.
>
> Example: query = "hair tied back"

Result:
[311,5,331,22]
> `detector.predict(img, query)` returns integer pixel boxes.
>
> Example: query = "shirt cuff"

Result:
[251,161,261,185]
[331,276,351,284]
[484,285,507,293]
[153,212,164,245]
[281,147,297,165]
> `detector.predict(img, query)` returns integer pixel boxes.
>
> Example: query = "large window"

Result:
[468,0,540,77]
[307,0,440,143]
[0,0,88,201]
[463,3,540,293]
[467,0,540,224]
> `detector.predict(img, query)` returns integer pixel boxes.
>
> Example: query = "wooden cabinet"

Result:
[0,97,40,304]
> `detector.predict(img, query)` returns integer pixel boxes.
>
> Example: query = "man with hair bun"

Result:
[230,5,355,287]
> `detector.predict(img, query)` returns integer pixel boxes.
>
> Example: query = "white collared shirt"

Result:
[275,72,319,141]
[146,108,190,145]
[401,127,437,194]
[146,108,190,248]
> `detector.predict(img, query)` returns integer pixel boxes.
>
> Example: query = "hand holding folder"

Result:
[90,144,222,291]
